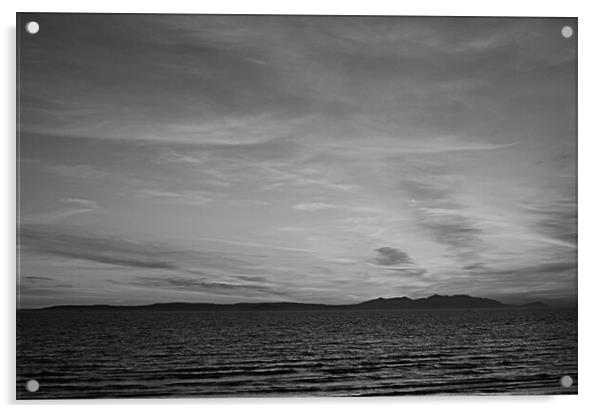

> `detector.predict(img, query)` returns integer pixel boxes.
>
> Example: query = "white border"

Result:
[2,1,601,412]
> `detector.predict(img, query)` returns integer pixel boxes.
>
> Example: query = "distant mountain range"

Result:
[34,294,549,311]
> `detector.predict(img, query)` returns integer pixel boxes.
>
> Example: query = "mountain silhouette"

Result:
[518,301,549,308]
[36,294,548,311]
[356,294,507,309]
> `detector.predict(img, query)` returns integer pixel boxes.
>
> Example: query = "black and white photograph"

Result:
[16,13,577,399]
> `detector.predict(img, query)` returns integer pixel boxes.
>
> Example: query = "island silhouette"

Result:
[35,294,548,311]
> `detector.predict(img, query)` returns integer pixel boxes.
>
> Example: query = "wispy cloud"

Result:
[19,224,182,270]
[22,198,99,223]
[123,276,288,298]
[293,202,340,211]
[193,236,314,254]
[315,137,518,157]
[17,224,259,277]
[128,189,214,206]
[61,198,98,209]
[402,179,489,266]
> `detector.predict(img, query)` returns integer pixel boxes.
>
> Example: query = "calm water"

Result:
[17,308,577,399]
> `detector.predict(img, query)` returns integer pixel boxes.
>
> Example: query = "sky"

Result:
[17,14,577,308]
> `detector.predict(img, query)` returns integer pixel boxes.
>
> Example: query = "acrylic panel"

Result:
[16,14,577,399]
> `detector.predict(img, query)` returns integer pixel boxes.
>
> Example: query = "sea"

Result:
[16,307,577,399]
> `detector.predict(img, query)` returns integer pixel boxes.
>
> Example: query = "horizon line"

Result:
[17,293,577,311]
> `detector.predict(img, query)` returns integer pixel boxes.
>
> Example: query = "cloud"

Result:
[293,202,340,211]
[367,247,427,277]
[421,212,486,261]
[371,247,414,266]
[235,275,268,283]
[61,198,98,209]
[453,260,577,304]
[127,276,286,297]
[403,180,458,209]
[403,180,488,265]
[473,261,576,278]
[19,225,180,270]
[18,225,297,299]
[316,137,518,156]
[193,236,314,253]
[17,224,252,276]
[48,164,111,181]
[129,189,214,206]
[18,224,307,304]
[25,198,100,222]
[522,201,577,249]
[156,150,208,164]
[19,275,73,289]
[23,276,54,282]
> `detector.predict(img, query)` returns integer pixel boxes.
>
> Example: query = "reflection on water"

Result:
[17,308,577,398]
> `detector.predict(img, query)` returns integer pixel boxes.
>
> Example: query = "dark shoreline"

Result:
[18,294,554,311]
